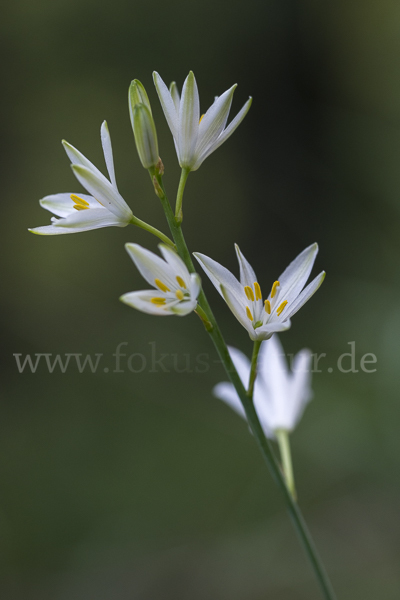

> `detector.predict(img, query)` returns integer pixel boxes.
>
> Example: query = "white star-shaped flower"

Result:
[153,71,252,171]
[29,122,133,235]
[120,243,201,316]
[213,336,313,437]
[194,243,325,341]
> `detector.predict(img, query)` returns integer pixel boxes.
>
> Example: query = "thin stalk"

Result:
[154,173,337,600]
[275,428,297,501]
[130,216,175,248]
[248,340,262,398]
[175,168,190,221]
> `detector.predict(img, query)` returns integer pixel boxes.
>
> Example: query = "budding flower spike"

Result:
[194,243,325,341]
[153,71,252,171]
[120,243,201,316]
[129,80,160,170]
[29,122,134,235]
[214,336,313,497]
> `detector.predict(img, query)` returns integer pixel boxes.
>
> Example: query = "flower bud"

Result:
[129,79,152,114]
[131,104,159,169]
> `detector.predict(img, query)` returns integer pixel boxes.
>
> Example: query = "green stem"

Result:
[248,340,262,398]
[154,174,337,600]
[130,216,175,248]
[275,428,297,501]
[175,168,190,221]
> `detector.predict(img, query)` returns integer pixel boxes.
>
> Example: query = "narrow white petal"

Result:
[234,244,258,288]
[39,193,96,217]
[100,121,118,189]
[287,349,313,430]
[254,320,292,340]
[153,72,179,139]
[120,290,178,316]
[197,97,252,164]
[188,273,201,301]
[193,252,243,299]
[220,284,255,338]
[29,208,125,235]
[193,85,236,168]
[257,337,290,428]
[72,165,132,221]
[228,346,251,387]
[169,81,181,112]
[125,244,178,290]
[178,71,200,168]
[158,244,190,285]
[169,299,197,316]
[62,140,105,181]
[277,243,319,306]
[286,271,325,319]
[213,382,246,420]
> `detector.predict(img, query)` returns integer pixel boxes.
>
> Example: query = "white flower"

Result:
[213,336,313,437]
[120,243,201,316]
[29,122,134,235]
[194,243,325,341]
[153,70,252,171]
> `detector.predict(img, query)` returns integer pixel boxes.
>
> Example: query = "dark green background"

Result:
[1,0,400,598]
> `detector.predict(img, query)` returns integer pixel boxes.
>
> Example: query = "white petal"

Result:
[153,72,179,139]
[178,71,200,168]
[39,193,96,217]
[254,320,292,340]
[193,252,243,299]
[277,243,319,306]
[120,290,179,315]
[286,271,325,319]
[198,97,252,163]
[29,207,125,235]
[213,382,246,420]
[72,165,132,222]
[125,243,178,290]
[234,244,258,288]
[227,346,251,387]
[193,85,236,168]
[287,349,313,430]
[188,273,201,301]
[257,337,290,426]
[62,140,105,181]
[158,244,190,286]
[169,81,181,112]
[100,121,118,189]
[169,298,197,316]
[220,284,255,338]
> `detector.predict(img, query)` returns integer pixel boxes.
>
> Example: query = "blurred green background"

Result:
[1,0,400,598]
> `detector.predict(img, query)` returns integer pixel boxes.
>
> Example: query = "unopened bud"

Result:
[129,79,152,114]
[132,104,159,169]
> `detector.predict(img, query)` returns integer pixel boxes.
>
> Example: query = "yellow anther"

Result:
[264,299,271,314]
[199,114,205,123]
[70,194,90,209]
[176,276,186,289]
[244,285,255,302]
[151,297,166,305]
[246,306,253,321]
[154,279,170,293]
[175,289,184,300]
[276,300,288,316]
[271,280,280,298]
[254,281,262,301]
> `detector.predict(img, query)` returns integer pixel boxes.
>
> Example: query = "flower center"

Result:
[151,277,189,305]
[71,194,90,211]
[244,279,288,327]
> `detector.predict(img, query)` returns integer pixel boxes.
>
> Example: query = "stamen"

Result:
[71,194,90,210]
[199,114,205,123]
[175,290,184,300]
[270,280,280,298]
[176,276,186,289]
[151,297,166,305]
[254,281,262,301]
[264,300,271,314]
[244,286,255,302]
[154,278,170,293]
[276,300,288,316]
[246,306,253,321]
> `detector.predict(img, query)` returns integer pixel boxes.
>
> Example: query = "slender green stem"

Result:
[248,340,262,398]
[276,429,297,500]
[154,173,337,600]
[175,168,190,221]
[130,216,175,248]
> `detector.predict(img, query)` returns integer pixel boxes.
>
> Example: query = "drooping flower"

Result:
[194,243,325,341]
[153,71,252,171]
[120,243,201,316]
[29,122,134,235]
[213,336,313,437]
